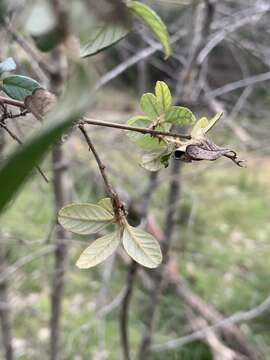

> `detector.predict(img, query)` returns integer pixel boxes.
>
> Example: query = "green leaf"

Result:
[98,198,114,215]
[0,58,16,75]
[127,1,171,59]
[155,81,172,112]
[127,116,167,150]
[58,203,114,235]
[140,93,160,120]
[191,117,209,137]
[81,23,130,58]
[204,112,223,133]
[165,106,196,126]
[26,0,61,52]
[76,231,120,269]
[1,75,41,101]
[122,222,162,268]
[140,148,170,172]
[0,65,91,213]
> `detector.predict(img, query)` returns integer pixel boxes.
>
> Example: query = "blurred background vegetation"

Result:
[0,0,270,359]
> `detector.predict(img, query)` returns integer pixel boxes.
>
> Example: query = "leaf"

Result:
[0,65,91,213]
[76,231,120,269]
[127,1,171,59]
[58,203,114,235]
[127,116,167,150]
[122,222,162,268]
[98,198,114,215]
[155,81,172,112]
[140,148,170,172]
[26,0,56,36]
[26,0,61,51]
[140,93,160,120]
[0,58,16,75]
[1,75,41,101]
[81,23,130,58]
[204,112,223,134]
[165,106,196,126]
[191,117,209,137]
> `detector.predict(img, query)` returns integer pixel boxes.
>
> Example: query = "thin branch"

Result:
[137,160,182,359]
[0,96,25,109]
[82,118,191,140]
[78,124,117,200]
[0,122,49,183]
[5,19,54,79]
[206,70,270,98]
[152,292,270,354]
[78,124,125,221]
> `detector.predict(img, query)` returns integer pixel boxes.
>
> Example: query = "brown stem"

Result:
[138,159,182,359]
[82,118,191,140]
[120,172,158,360]
[0,122,49,183]
[0,96,25,109]
[78,124,125,222]
[120,261,138,360]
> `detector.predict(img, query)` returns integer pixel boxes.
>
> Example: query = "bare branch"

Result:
[82,118,191,140]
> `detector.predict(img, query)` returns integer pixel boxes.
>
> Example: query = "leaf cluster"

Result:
[58,199,162,269]
[127,81,196,171]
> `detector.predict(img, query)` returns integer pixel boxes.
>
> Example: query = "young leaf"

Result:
[58,203,114,235]
[141,148,170,172]
[155,81,172,112]
[191,117,209,137]
[127,1,171,59]
[140,93,160,120]
[1,75,41,101]
[204,112,223,133]
[165,106,196,126]
[98,198,114,215]
[0,58,16,75]
[0,65,91,213]
[81,23,129,58]
[76,231,120,269]
[127,116,167,150]
[26,0,61,52]
[122,222,162,268]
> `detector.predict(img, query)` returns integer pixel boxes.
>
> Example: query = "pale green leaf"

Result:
[0,58,16,75]
[165,106,196,125]
[76,231,120,269]
[1,75,41,101]
[122,222,162,268]
[81,23,129,58]
[140,148,169,172]
[98,198,114,215]
[140,93,160,120]
[155,81,172,112]
[26,0,61,52]
[127,116,167,150]
[58,203,114,235]
[26,0,56,36]
[127,1,171,59]
[191,117,209,137]
[204,112,223,133]
[0,65,91,213]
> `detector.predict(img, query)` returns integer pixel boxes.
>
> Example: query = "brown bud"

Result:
[24,88,57,120]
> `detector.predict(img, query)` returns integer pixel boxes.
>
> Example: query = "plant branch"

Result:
[82,118,191,140]
[0,122,49,183]
[0,96,25,109]
[78,124,125,221]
